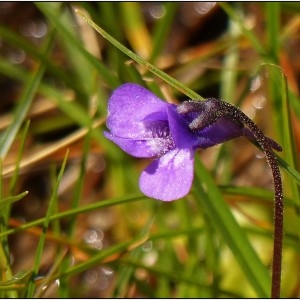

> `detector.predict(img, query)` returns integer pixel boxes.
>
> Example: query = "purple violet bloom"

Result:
[104,83,281,201]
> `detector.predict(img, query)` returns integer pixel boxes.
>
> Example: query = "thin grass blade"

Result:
[26,150,69,297]
[194,157,270,297]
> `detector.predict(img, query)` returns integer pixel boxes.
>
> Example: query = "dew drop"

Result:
[142,250,158,266]
[250,75,262,92]
[142,240,153,252]
[84,269,98,284]
[252,95,266,110]
[149,3,166,19]
[84,229,104,250]
[8,48,26,64]
[194,2,216,15]
[101,266,114,276]
[21,21,48,38]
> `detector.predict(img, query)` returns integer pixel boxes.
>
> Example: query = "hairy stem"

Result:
[220,101,283,298]
[179,98,283,297]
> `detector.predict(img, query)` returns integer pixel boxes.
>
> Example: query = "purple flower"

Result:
[104,83,281,201]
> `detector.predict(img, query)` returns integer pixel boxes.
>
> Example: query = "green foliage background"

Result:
[0,2,300,298]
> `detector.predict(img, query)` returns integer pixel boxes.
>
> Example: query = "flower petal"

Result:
[167,105,197,149]
[106,83,169,139]
[104,131,174,158]
[139,148,195,201]
[194,117,245,148]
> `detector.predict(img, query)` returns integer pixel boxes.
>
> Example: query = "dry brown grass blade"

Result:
[2,117,105,178]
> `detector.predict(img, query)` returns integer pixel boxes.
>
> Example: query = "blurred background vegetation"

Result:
[0,2,300,298]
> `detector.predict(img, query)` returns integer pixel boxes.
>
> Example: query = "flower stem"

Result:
[223,103,283,298]
[267,150,283,298]
[179,98,283,296]
[180,98,284,296]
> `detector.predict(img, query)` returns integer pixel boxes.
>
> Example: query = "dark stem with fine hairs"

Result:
[180,99,284,298]
[213,100,284,298]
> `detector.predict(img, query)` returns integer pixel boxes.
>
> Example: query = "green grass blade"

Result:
[8,121,30,196]
[0,160,18,298]
[0,192,28,210]
[0,270,32,288]
[119,2,152,59]
[265,3,280,62]
[0,30,54,159]
[277,155,300,186]
[36,2,120,89]
[149,3,179,64]
[280,73,300,207]
[112,216,155,297]
[0,25,86,99]
[74,8,203,100]
[0,245,17,297]
[62,218,152,280]
[219,3,266,59]
[0,56,93,129]
[194,157,270,297]
[119,258,240,297]
[220,185,295,208]
[26,150,69,297]
[220,7,240,101]
[57,127,92,297]
[0,194,145,240]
